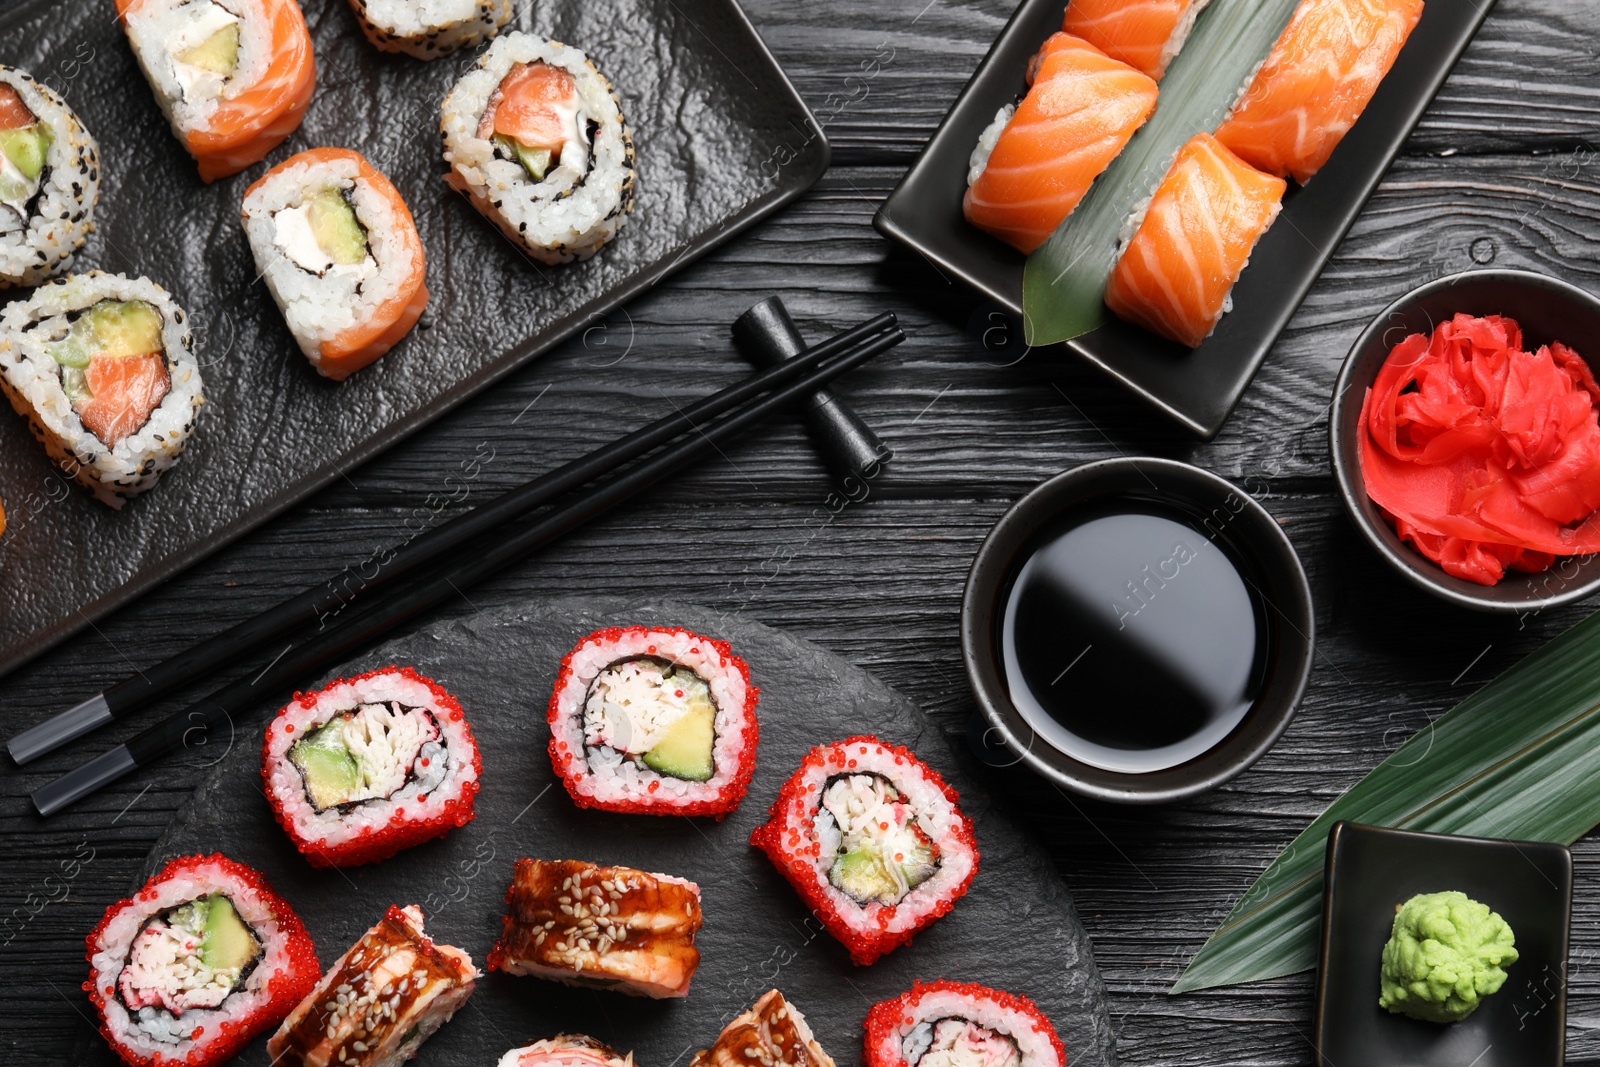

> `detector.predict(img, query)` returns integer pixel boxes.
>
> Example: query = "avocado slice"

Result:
[177,23,240,75]
[89,300,163,358]
[642,702,715,781]
[830,847,898,905]
[306,189,368,266]
[288,722,360,811]
[199,894,259,972]
[496,134,552,182]
[0,124,50,183]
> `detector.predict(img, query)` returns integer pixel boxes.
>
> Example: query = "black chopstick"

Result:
[8,313,898,766]
[32,323,905,815]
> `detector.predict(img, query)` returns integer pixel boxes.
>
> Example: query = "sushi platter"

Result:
[76,598,1120,1067]
[0,0,829,677]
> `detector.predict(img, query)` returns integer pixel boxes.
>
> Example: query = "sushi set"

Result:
[71,599,1119,1066]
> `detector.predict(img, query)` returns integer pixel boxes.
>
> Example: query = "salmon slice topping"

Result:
[0,84,36,129]
[479,62,584,161]
[1061,0,1203,80]
[78,353,171,447]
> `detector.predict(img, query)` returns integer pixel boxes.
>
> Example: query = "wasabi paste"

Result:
[1378,890,1518,1024]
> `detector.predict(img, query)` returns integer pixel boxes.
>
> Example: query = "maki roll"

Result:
[0,272,203,508]
[347,0,513,59]
[0,66,99,288]
[499,1034,634,1067]
[268,904,478,1067]
[692,990,837,1067]
[84,853,320,1067]
[241,147,429,381]
[116,0,316,183]
[487,857,703,999]
[261,665,481,868]
[441,32,635,264]
[750,736,978,966]
[863,982,1066,1067]
[547,626,759,818]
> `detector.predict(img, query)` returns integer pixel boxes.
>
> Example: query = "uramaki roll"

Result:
[0,66,99,287]
[863,982,1067,1067]
[347,0,512,59]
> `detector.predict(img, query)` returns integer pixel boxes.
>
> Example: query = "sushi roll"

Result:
[0,67,99,288]
[963,33,1158,255]
[863,982,1066,1067]
[347,0,513,60]
[486,858,703,999]
[498,1033,634,1067]
[441,32,635,264]
[692,990,837,1067]
[547,626,759,818]
[1214,0,1425,184]
[267,904,477,1067]
[750,736,978,966]
[84,853,320,1067]
[0,272,204,508]
[1061,0,1211,80]
[116,0,316,183]
[1104,132,1286,347]
[241,147,429,381]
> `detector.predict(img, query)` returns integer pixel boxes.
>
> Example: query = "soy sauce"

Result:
[997,499,1272,773]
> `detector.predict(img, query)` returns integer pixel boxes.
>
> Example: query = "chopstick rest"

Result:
[733,297,891,483]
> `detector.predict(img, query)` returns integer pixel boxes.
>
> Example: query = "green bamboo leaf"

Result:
[1021,0,1300,346]
[1172,608,1600,994]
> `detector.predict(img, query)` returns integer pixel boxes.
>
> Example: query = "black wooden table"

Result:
[4,1,1598,1063]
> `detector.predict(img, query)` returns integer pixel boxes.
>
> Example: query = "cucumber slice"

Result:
[496,135,552,182]
[0,125,50,182]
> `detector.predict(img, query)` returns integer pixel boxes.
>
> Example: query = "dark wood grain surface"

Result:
[3,0,1598,1063]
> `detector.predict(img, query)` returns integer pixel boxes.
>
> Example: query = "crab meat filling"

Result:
[117,894,262,1029]
[287,701,447,813]
[904,1019,1023,1067]
[582,657,717,782]
[817,773,939,907]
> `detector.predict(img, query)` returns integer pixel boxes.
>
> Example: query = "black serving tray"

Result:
[0,0,829,678]
[873,0,1497,438]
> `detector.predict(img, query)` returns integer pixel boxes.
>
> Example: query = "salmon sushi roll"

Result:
[347,0,513,59]
[1061,0,1211,80]
[0,272,204,507]
[441,32,635,264]
[750,736,979,966]
[499,1035,635,1067]
[0,67,99,288]
[241,147,428,381]
[963,33,1158,255]
[1104,132,1286,347]
[693,991,838,1067]
[84,853,320,1067]
[487,858,704,999]
[116,0,316,183]
[268,905,477,1067]
[863,982,1067,1067]
[1214,0,1425,184]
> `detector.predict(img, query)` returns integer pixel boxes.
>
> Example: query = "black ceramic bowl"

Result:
[960,458,1315,804]
[1330,269,1600,612]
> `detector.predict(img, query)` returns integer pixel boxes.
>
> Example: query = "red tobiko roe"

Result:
[1358,313,1600,586]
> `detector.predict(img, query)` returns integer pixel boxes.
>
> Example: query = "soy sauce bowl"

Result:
[1330,269,1600,612]
[961,458,1315,804]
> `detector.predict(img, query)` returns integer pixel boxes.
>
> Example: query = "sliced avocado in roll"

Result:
[178,23,240,75]
[0,123,50,182]
[288,721,361,811]
[306,189,369,266]
[199,894,259,971]
[831,847,898,904]
[642,703,715,781]
[47,300,162,372]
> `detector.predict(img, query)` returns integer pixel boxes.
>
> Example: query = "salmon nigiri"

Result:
[1061,0,1211,81]
[964,33,1159,255]
[1104,133,1286,348]
[1214,0,1425,184]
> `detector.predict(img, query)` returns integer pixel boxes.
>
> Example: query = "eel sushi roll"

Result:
[84,853,320,1067]
[750,736,979,966]
[547,626,759,818]
[1104,132,1286,348]
[498,1033,635,1067]
[1214,0,1425,184]
[692,990,837,1067]
[963,33,1158,254]
[441,32,635,264]
[116,0,316,183]
[0,272,203,507]
[241,147,429,381]
[1061,0,1211,80]
[863,982,1067,1067]
[347,0,513,59]
[487,857,703,999]
[268,904,477,1067]
[261,665,482,867]
[0,67,99,288]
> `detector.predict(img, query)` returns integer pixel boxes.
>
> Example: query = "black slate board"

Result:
[94,598,1118,1067]
[0,0,828,677]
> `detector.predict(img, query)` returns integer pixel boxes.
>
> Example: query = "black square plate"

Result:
[0,0,828,678]
[1314,821,1572,1067]
[873,0,1497,438]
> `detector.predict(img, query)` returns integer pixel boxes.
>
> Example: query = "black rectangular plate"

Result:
[0,0,828,678]
[1314,821,1571,1067]
[873,0,1497,439]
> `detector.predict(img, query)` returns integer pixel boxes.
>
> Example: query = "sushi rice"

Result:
[863,981,1067,1067]
[498,1034,635,1067]
[0,66,99,288]
[347,0,513,59]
